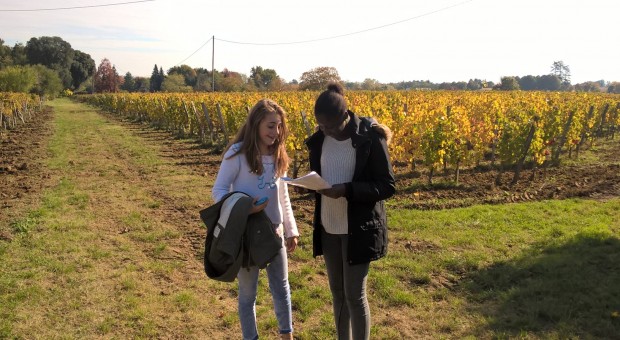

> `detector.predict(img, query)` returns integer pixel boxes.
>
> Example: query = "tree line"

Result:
[0,36,95,97]
[2,36,619,96]
[118,62,620,94]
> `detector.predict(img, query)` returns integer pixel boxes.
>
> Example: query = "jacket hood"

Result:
[363,116,392,145]
[351,113,392,145]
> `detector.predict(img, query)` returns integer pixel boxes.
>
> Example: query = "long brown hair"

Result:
[224,99,290,177]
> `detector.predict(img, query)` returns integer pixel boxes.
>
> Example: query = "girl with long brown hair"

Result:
[212,98,299,340]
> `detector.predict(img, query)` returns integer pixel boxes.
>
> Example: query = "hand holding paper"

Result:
[282,171,331,191]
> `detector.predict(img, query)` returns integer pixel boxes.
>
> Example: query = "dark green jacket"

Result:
[200,192,282,282]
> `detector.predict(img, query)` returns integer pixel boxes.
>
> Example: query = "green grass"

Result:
[268,197,620,338]
[376,198,620,338]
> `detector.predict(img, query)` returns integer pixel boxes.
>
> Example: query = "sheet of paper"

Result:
[282,171,332,191]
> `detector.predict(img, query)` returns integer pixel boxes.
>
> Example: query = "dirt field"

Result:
[1,107,54,240]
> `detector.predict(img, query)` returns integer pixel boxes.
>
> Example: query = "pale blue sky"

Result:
[1,0,619,84]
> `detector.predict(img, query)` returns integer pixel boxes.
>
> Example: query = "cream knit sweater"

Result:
[320,136,356,235]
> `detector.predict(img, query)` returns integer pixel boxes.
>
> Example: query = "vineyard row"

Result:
[74,91,620,184]
[0,93,43,131]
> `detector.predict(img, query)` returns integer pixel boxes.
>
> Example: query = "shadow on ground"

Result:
[461,233,620,338]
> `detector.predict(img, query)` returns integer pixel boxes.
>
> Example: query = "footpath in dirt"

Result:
[1,99,235,338]
[1,99,210,251]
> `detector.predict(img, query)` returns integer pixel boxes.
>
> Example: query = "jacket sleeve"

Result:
[279,176,299,238]
[212,149,240,202]
[345,132,396,202]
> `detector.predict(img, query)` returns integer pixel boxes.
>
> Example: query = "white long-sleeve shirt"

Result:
[212,143,299,238]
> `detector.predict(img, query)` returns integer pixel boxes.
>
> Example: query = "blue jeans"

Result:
[237,236,292,340]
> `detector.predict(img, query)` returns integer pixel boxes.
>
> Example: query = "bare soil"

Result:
[0,107,54,240]
[393,154,620,210]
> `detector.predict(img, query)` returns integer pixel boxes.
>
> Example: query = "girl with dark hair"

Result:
[305,83,395,339]
[212,98,299,340]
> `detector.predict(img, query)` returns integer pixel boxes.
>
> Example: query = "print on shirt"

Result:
[258,161,277,190]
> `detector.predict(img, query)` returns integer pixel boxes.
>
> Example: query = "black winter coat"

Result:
[305,111,395,265]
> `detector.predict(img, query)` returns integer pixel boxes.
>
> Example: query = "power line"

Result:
[175,0,474,67]
[217,0,474,46]
[175,36,213,66]
[0,0,155,12]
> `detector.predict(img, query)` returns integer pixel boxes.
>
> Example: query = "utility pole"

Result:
[212,36,215,92]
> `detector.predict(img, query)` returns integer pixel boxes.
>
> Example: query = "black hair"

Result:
[314,82,347,117]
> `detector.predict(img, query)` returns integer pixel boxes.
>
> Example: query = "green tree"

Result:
[573,81,601,92]
[150,64,163,92]
[161,74,192,92]
[0,65,36,92]
[390,80,437,90]
[0,39,12,68]
[518,75,537,91]
[25,36,75,88]
[159,67,165,88]
[121,72,136,92]
[344,81,361,90]
[466,79,486,90]
[538,74,562,91]
[249,66,280,91]
[550,61,571,84]
[195,73,211,91]
[299,66,341,91]
[201,69,226,92]
[70,50,95,90]
[607,82,620,94]
[31,64,63,97]
[0,40,29,69]
[266,77,285,91]
[219,69,246,92]
[439,81,467,90]
[133,76,150,92]
[10,43,27,66]
[194,68,213,91]
[499,76,520,91]
[361,78,381,90]
[168,65,197,87]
